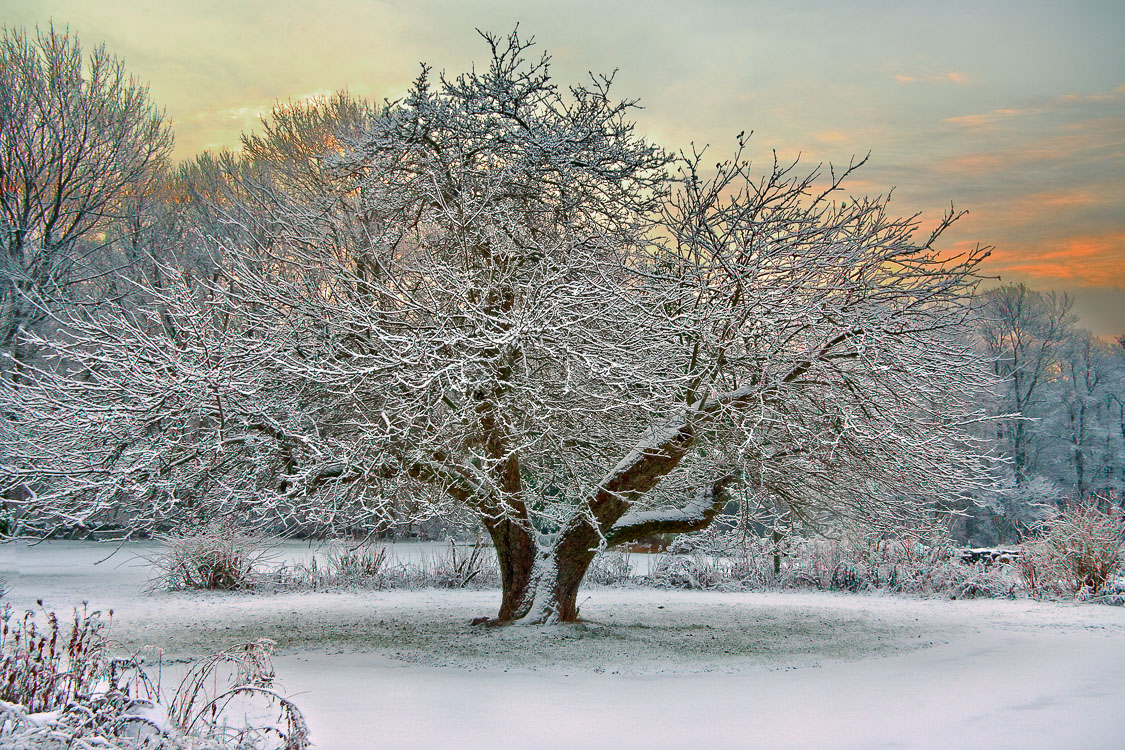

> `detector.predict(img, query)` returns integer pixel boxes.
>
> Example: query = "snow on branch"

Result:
[605,475,735,546]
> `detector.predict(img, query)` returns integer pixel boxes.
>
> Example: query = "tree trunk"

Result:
[772,528,783,577]
[484,517,536,620]
[484,516,598,624]
[524,524,599,623]
[481,475,734,624]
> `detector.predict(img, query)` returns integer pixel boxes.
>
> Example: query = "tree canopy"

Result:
[2,30,997,623]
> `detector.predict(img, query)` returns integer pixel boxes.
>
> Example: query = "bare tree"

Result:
[977,284,1076,486]
[3,31,995,623]
[1049,332,1122,499]
[0,23,172,375]
[1113,338,1125,497]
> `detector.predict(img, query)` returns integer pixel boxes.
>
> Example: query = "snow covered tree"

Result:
[977,285,1076,483]
[964,287,1124,541]
[3,31,995,623]
[0,24,172,377]
[1046,332,1123,499]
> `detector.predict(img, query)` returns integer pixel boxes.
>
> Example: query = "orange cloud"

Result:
[813,130,849,143]
[939,148,1057,174]
[987,232,1125,286]
[944,108,1033,130]
[963,189,1116,231]
[1088,82,1125,102]
[894,72,970,85]
[934,115,1123,177]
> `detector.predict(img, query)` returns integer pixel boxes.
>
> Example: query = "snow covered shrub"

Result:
[0,605,308,749]
[328,542,388,582]
[648,552,730,590]
[168,639,308,750]
[152,520,269,591]
[653,527,998,597]
[260,541,504,591]
[1095,576,1125,606]
[948,566,1017,599]
[586,551,633,586]
[775,537,846,589]
[426,540,497,588]
[653,526,773,589]
[1022,502,1124,596]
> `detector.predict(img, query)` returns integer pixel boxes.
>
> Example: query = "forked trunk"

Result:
[485,518,599,624]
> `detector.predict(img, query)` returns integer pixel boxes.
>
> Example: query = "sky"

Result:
[5,0,1124,337]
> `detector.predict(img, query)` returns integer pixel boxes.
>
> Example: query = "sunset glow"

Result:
[5,0,1122,334]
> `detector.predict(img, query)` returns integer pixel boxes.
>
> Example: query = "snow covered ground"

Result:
[3,541,1124,749]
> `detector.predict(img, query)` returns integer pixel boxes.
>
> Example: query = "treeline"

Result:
[962,285,1125,543]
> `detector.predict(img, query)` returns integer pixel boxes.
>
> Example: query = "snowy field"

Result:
[3,541,1125,749]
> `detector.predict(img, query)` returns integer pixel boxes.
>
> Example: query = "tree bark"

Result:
[483,516,537,621]
[482,517,597,624]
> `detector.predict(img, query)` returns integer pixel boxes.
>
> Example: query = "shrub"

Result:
[1022,502,1124,596]
[586,551,633,586]
[0,602,106,714]
[640,526,1030,599]
[647,552,730,590]
[261,540,503,591]
[168,639,308,750]
[948,568,1017,599]
[0,604,307,749]
[328,542,388,582]
[152,519,269,591]
[426,540,494,588]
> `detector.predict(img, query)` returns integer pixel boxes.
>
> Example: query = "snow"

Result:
[612,487,715,530]
[4,541,1125,749]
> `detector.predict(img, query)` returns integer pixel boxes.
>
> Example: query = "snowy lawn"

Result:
[4,541,1124,749]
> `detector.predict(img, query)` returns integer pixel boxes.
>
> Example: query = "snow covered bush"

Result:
[167,639,308,750]
[639,527,1027,598]
[263,541,502,592]
[1021,502,1124,596]
[648,553,731,590]
[328,542,388,583]
[423,541,497,589]
[1095,576,1125,606]
[585,551,633,586]
[152,520,269,591]
[0,605,308,749]
[947,566,1018,600]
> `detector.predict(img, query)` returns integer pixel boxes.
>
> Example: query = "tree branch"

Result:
[604,474,735,546]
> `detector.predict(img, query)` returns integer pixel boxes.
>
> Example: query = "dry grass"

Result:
[0,603,308,749]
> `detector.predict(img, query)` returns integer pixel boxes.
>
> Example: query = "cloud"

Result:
[1087,82,1125,102]
[945,82,1125,133]
[932,113,1125,181]
[893,71,969,85]
[813,130,850,144]
[988,232,1125,287]
[944,108,1035,130]
[987,189,1112,223]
